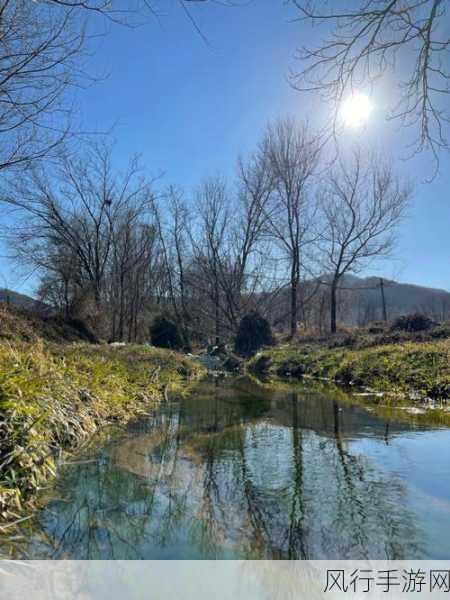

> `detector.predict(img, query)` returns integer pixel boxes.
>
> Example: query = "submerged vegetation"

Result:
[248,339,450,404]
[0,331,202,536]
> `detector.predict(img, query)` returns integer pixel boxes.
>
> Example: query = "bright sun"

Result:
[341,93,373,128]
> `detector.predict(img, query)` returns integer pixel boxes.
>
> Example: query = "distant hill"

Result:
[268,275,450,330]
[0,288,49,314]
[2,277,450,335]
[341,275,450,324]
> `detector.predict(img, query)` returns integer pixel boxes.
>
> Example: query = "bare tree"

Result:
[2,143,154,334]
[0,0,87,171]
[191,177,229,345]
[38,246,82,318]
[151,188,194,349]
[188,166,279,344]
[318,151,412,333]
[0,0,141,171]
[259,118,321,338]
[292,1,450,168]
[0,0,223,174]
[209,155,275,331]
[108,207,161,342]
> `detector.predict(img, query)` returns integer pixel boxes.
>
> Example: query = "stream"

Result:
[20,376,450,559]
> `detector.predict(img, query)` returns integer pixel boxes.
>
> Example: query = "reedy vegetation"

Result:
[0,337,202,534]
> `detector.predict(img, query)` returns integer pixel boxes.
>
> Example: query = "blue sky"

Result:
[1,0,448,293]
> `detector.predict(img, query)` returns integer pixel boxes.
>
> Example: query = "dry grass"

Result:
[0,339,203,532]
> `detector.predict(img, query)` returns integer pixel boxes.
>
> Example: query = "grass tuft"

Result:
[0,341,203,531]
[248,339,450,402]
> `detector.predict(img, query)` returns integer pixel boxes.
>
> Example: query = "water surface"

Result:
[23,377,450,559]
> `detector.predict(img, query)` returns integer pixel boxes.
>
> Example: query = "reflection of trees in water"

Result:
[287,393,306,559]
[35,407,188,558]
[195,381,230,557]
[30,382,422,559]
[39,457,150,558]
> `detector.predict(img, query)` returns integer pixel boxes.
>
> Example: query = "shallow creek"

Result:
[19,376,450,559]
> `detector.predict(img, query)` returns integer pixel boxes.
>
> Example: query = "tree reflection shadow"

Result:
[26,378,423,559]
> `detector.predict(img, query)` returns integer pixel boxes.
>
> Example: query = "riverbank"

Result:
[248,339,450,403]
[0,340,203,533]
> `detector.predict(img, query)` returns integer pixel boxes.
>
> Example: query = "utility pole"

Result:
[379,278,387,322]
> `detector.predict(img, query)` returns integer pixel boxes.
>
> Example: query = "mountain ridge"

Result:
[2,277,450,329]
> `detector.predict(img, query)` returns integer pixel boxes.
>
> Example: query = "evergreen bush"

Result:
[391,313,435,333]
[234,311,273,357]
[150,315,182,349]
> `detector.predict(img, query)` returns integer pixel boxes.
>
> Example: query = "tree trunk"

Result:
[330,281,337,334]
[290,279,298,339]
[379,278,388,322]
[215,284,220,346]
[64,278,70,319]
[111,310,116,342]
[290,252,300,339]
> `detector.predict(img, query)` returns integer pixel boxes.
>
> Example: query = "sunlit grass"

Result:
[248,339,450,405]
[0,340,203,535]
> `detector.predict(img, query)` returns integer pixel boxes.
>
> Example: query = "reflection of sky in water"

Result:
[21,378,450,560]
[244,424,293,491]
[350,431,450,559]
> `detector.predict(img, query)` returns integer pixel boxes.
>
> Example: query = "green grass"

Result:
[0,341,203,530]
[248,339,450,400]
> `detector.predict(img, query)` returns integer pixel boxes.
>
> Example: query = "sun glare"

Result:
[341,93,373,128]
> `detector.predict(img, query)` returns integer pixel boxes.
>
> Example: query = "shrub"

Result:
[391,313,436,333]
[367,321,387,334]
[234,311,273,357]
[327,334,357,349]
[150,315,182,350]
[430,322,450,340]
